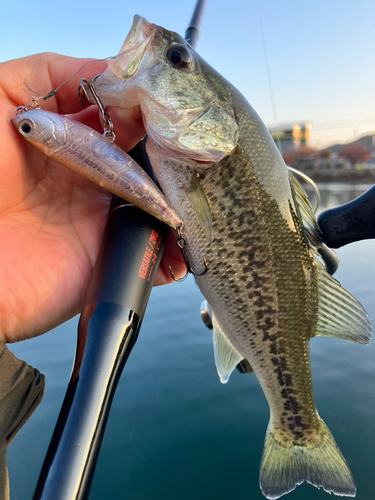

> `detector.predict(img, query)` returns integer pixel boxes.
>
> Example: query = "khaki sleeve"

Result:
[0,342,45,500]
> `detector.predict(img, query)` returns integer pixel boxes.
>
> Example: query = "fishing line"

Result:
[255,1,282,153]
[18,56,115,113]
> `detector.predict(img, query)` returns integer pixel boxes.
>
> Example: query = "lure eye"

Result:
[20,120,33,136]
[167,45,193,69]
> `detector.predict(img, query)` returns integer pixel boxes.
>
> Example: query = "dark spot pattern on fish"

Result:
[183,142,321,446]
[283,396,302,415]
[281,388,293,398]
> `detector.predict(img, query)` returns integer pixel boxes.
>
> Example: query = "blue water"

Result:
[7,183,375,500]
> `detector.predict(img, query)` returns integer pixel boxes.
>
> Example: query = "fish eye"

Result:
[20,120,33,136]
[167,45,193,69]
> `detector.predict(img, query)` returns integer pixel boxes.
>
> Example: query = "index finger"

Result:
[1,52,110,115]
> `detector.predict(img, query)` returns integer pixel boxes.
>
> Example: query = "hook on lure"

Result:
[78,75,210,281]
[169,226,208,282]
[78,75,115,142]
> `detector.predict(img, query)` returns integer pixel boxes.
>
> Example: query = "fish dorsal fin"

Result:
[288,170,339,275]
[185,174,213,242]
[315,266,371,344]
[212,313,245,383]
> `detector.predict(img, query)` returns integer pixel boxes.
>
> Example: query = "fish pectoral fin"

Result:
[315,265,371,344]
[212,313,245,383]
[185,174,213,242]
[260,419,356,499]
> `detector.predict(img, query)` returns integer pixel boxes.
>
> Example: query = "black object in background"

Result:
[318,185,375,248]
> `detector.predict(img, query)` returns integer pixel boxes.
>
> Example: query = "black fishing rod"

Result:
[31,2,207,500]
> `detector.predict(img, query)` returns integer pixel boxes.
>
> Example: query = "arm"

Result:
[0,343,44,500]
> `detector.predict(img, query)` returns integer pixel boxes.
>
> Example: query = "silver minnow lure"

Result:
[11,109,182,230]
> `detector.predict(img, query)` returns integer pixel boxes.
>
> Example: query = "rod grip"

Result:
[318,185,375,248]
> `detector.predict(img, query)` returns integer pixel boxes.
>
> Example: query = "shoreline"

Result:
[298,168,375,184]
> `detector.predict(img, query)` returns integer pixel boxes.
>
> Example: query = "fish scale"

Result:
[150,139,322,445]
[196,147,320,440]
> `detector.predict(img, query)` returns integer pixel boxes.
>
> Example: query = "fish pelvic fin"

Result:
[212,313,244,383]
[315,265,371,344]
[260,419,356,499]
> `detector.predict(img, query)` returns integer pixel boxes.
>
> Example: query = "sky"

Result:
[1,0,374,148]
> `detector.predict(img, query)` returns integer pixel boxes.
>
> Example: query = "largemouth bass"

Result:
[90,16,371,498]
[11,109,182,230]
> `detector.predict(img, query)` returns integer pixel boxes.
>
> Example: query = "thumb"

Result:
[109,105,146,152]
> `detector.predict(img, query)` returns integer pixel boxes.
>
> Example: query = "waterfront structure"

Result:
[269,122,312,152]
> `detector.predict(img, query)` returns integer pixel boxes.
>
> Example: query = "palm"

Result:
[0,54,183,343]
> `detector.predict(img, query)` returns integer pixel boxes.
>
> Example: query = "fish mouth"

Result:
[83,15,156,108]
[82,16,223,163]
[107,15,154,79]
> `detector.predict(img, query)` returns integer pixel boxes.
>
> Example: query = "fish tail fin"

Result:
[259,419,356,499]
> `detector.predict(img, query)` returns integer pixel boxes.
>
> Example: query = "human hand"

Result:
[0,53,184,343]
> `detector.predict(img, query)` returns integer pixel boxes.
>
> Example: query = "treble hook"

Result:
[78,76,115,142]
[169,228,208,282]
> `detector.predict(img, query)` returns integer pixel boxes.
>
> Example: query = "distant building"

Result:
[268,122,311,152]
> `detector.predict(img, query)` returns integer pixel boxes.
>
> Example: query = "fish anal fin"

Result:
[315,266,371,344]
[260,419,356,499]
[212,313,246,383]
